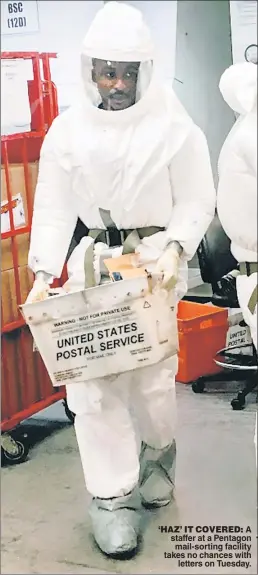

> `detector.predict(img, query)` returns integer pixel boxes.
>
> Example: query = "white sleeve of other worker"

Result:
[167,125,216,260]
[28,116,77,278]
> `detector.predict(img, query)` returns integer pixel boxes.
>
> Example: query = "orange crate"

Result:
[176,301,228,383]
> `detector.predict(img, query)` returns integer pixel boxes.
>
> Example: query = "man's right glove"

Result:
[26,272,52,303]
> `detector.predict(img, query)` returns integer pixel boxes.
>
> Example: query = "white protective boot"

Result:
[88,489,141,556]
[131,354,178,509]
[139,440,176,508]
[66,375,141,557]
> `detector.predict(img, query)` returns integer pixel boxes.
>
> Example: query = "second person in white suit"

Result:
[217,60,257,472]
[217,61,257,351]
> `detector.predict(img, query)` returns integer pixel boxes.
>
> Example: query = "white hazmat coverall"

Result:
[217,62,257,474]
[217,63,257,351]
[28,1,215,556]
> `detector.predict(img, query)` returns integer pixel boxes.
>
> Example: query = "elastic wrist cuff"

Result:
[166,241,183,256]
[35,271,54,284]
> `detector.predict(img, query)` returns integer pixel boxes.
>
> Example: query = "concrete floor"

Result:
[1,382,257,575]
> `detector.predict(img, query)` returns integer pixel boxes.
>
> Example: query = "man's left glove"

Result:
[155,243,181,290]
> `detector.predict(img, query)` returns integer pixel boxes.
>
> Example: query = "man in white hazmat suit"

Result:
[27,1,215,557]
[217,61,257,471]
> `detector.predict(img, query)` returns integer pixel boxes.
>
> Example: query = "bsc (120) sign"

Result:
[1,1,39,35]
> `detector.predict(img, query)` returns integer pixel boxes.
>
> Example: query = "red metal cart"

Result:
[1,52,72,464]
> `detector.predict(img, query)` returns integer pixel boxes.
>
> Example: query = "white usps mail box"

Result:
[226,308,253,353]
[21,277,178,387]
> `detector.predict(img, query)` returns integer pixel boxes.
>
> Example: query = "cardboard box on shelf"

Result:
[1,161,38,221]
[1,323,57,422]
[1,233,31,272]
[1,162,38,271]
[1,265,34,326]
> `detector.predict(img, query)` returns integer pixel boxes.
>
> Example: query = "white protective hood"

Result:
[217,62,257,263]
[82,1,155,62]
[219,62,257,115]
[80,1,161,117]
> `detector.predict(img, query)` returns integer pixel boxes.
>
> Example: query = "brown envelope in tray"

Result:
[103,253,147,279]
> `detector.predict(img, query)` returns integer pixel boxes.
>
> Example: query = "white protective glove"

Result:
[26,271,52,303]
[154,242,182,290]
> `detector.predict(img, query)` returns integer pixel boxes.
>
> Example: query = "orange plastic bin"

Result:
[176,301,228,383]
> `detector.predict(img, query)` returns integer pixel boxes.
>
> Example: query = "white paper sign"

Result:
[1,1,39,35]
[230,1,257,63]
[1,194,26,234]
[1,193,26,233]
[21,278,178,386]
[1,59,32,135]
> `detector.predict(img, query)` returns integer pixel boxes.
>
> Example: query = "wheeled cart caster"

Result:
[1,433,29,465]
[63,399,75,424]
[192,379,205,393]
[231,396,245,410]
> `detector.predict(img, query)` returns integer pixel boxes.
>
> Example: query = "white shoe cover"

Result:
[89,490,141,556]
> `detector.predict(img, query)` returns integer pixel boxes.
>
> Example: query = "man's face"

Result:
[92,59,140,110]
